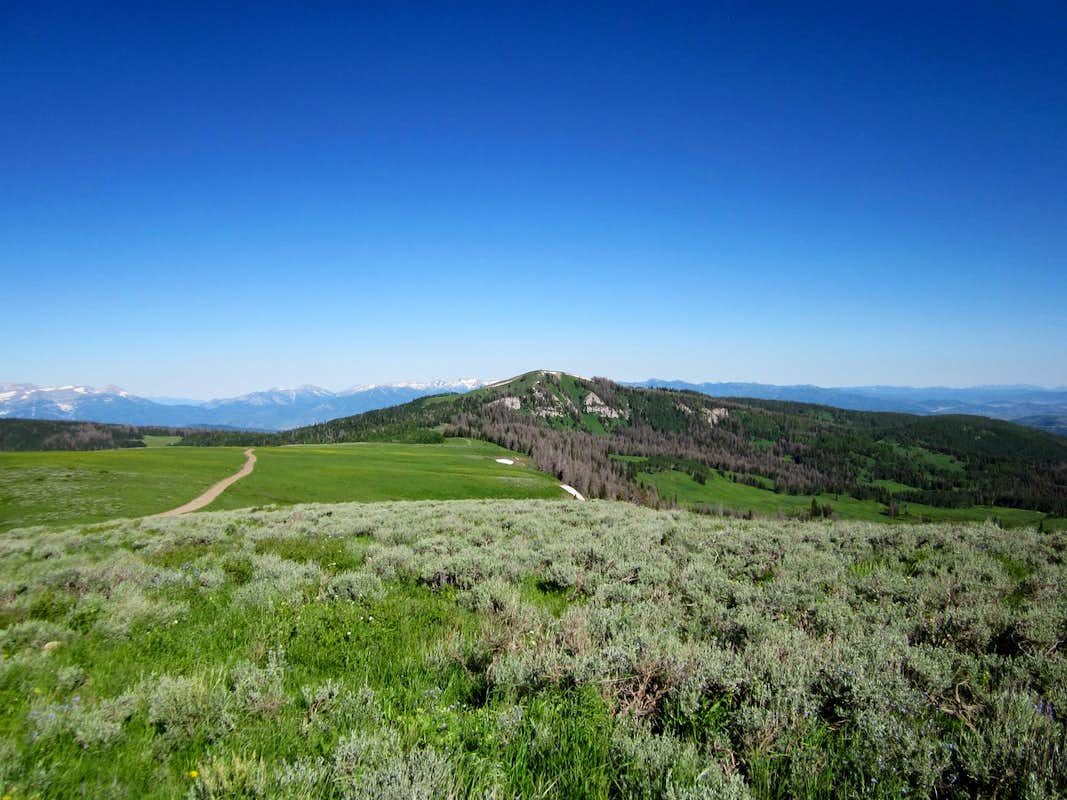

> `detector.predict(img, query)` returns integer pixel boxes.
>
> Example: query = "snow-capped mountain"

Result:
[344,378,484,393]
[0,383,167,423]
[0,380,487,431]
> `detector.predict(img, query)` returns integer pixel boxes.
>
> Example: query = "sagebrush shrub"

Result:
[324,570,384,604]
[231,647,288,716]
[0,619,72,654]
[145,672,232,748]
[332,728,456,800]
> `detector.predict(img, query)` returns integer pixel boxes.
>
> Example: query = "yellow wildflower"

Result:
[188,770,199,779]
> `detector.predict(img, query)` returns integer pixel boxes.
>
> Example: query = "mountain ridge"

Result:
[630,379,1067,432]
[0,380,488,430]
[5,377,1067,436]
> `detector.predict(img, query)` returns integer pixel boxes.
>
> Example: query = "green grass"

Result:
[140,435,182,448]
[0,440,567,531]
[640,468,1064,528]
[869,478,919,493]
[557,373,586,407]
[608,454,649,464]
[887,442,965,475]
[0,500,1062,798]
[900,502,1063,527]
[728,470,775,489]
[205,438,566,512]
[0,447,248,531]
[581,413,607,435]
[641,468,890,521]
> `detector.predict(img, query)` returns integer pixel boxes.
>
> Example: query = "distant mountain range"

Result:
[0,380,485,431]
[3,378,1066,436]
[630,380,1067,435]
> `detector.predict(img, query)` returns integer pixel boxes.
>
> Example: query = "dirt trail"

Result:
[155,448,257,517]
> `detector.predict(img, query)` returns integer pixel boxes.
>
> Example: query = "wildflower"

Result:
[33,687,43,695]
[188,769,199,779]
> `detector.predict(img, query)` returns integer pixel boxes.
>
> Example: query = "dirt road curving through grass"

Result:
[155,448,257,517]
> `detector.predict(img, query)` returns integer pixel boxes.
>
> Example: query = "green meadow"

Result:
[0,448,248,532]
[141,435,184,448]
[638,467,1066,529]
[204,439,566,511]
[0,440,565,531]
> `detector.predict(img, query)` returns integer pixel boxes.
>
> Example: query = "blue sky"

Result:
[2,2,1065,397]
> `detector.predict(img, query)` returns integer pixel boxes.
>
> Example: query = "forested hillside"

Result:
[0,419,197,451]
[179,371,1067,518]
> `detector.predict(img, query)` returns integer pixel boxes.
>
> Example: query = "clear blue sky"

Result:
[3,2,1065,397]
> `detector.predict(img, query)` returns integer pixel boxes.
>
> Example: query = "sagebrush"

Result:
[0,500,1063,798]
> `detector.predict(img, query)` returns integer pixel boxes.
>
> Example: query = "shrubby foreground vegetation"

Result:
[0,500,1063,798]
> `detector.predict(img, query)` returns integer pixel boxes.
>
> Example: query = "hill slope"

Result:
[181,371,1067,517]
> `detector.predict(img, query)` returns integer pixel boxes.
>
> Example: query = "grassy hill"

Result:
[0,500,1062,798]
[181,370,1067,523]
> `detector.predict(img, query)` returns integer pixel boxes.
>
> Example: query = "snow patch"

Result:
[560,484,586,501]
[346,378,486,392]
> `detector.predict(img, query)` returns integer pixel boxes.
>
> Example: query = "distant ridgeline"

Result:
[0,419,198,451]
[179,371,1067,517]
